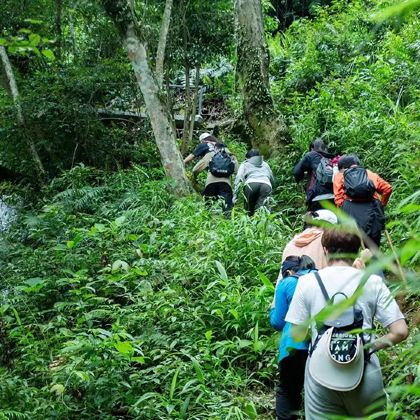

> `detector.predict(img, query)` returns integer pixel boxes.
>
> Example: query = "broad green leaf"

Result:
[42,49,55,60]
[170,367,180,400]
[29,33,41,46]
[191,358,205,384]
[258,271,275,291]
[215,260,228,280]
[114,340,134,356]
[50,384,65,395]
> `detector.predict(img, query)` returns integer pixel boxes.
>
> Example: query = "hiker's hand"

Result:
[360,248,373,263]
[352,258,365,270]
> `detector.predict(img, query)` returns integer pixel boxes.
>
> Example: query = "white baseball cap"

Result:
[308,327,365,391]
[313,209,338,225]
[199,132,212,142]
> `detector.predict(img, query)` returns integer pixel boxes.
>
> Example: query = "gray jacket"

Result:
[233,156,274,197]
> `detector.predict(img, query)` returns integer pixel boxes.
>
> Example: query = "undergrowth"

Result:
[0,164,418,419]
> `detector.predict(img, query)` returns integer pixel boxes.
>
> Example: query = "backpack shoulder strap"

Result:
[313,271,330,302]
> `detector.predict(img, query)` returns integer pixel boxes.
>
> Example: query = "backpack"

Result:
[315,157,334,187]
[344,167,376,200]
[209,150,235,177]
[308,272,367,391]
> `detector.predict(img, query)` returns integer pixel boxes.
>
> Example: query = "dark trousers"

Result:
[276,350,307,420]
[244,182,272,216]
[203,182,233,216]
[342,199,385,248]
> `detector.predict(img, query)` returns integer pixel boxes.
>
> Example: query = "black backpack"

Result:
[209,150,235,177]
[344,167,376,200]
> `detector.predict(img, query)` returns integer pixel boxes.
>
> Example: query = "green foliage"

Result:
[269,0,420,244]
[0,166,287,417]
[0,0,418,418]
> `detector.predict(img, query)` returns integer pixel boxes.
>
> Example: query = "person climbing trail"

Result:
[333,154,392,248]
[285,228,408,419]
[280,209,338,275]
[293,139,339,210]
[270,255,317,420]
[233,149,274,216]
[183,132,217,165]
[192,142,238,216]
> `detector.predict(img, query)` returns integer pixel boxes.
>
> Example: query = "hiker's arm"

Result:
[293,154,310,182]
[233,156,239,174]
[233,164,245,199]
[374,172,393,206]
[184,153,195,164]
[333,172,345,207]
[284,280,309,326]
[371,281,407,351]
[372,319,408,351]
[192,155,209,177]
[269,282,290,331]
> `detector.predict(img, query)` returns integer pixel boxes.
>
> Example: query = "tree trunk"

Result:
[68,4,79,57]
[0,46,45,177]
[100,0,190,194]
[188,64,200,145]
[155,0,173,88]
[234,0,287,155]
[181,63,191,155]
[55,0,63,60]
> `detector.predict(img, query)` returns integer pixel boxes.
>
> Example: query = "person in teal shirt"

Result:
[270,255,316,420]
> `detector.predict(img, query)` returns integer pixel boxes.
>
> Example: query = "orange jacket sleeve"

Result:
[368,170,393,206]
[333,172,345,207]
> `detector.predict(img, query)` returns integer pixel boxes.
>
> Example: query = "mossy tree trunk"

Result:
[234,0,287,155]
[101,0,190,195]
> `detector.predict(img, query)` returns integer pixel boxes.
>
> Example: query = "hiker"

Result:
[333,154,392,248]
[281,209,338,275]
[285,228,408,419]
[183,132,217,165]
[233,149,274,216]
[270,255,317,420]
[293,139,338,210]
[192,143,238,216]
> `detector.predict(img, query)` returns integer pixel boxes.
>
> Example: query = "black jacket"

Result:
[294,150,335,195]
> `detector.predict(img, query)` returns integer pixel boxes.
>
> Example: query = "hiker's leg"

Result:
[217,183,233,217]
[203,184,218,208]
[244,183,259,216]
[275,359,293,419]
[287,350,307,415]
[276,350,307,419]
[342,354,386,418]
[255,183,272,212]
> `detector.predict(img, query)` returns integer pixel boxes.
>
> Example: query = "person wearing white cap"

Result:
[280,209,338,277]
[183,132,217,165]
[285,228,408,419]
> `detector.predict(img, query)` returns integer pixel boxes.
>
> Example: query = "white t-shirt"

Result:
[285,266,405,343]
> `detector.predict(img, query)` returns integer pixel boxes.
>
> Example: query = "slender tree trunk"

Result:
[155,0,173,88]
[100,0,190,194]
[188,64,200,145]
[181,63,191,155]
[0,46,45,177]
[234,0,287,155]
[55,0,63,60]
[68,5,78,57]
